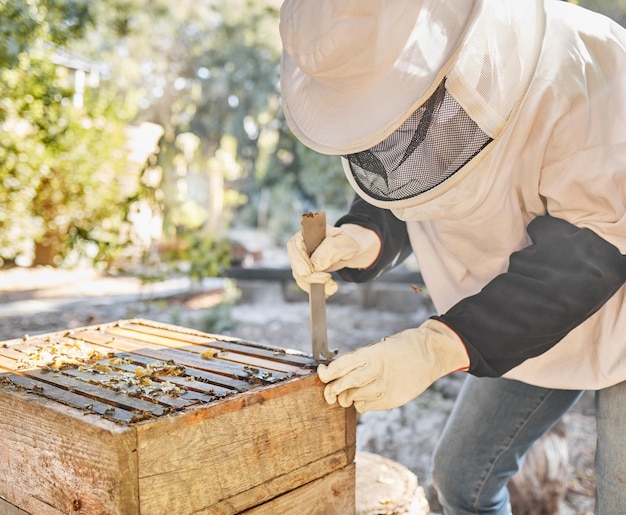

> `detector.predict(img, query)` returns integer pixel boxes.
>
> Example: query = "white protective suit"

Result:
[335,0,626,389]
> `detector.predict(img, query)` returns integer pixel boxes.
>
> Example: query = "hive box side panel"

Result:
[208,452,347,514]
[136,375,356,515]
[241,463,356,515]
[0,497,30,515]
[0,387,139,515]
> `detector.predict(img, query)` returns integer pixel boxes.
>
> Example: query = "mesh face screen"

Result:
[344,80,492,201]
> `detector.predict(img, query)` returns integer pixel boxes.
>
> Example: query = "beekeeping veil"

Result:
[280,0,545,211]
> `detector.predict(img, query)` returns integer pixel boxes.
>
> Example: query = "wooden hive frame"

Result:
[0,319,356,515]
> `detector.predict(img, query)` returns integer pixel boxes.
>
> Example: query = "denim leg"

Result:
[432,375,583,515]
[595,380,626,514]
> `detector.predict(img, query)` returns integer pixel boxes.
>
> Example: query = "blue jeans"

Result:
[432,375,626,514]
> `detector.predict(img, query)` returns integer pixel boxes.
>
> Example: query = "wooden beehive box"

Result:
[0,319,356,515]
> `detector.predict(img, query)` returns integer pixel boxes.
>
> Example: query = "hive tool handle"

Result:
[301,211,338,362]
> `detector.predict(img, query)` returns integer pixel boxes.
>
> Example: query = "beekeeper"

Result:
[280,0,626,513]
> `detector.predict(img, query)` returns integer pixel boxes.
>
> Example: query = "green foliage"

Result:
[0,2,140,266]
[159,232,233,282]
[194,302,238,333]
[78,0,351,242]
[1,0,357,268]
[0,0,94,68]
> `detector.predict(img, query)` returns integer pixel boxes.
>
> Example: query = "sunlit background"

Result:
[1,0,356,275]
[1,3,624,513]
[1,0,624,277]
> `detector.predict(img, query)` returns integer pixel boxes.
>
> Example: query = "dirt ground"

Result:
[0,266,596,514]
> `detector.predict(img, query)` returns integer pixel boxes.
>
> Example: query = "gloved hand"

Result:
[287,223,381,297]
[317,319,470,413]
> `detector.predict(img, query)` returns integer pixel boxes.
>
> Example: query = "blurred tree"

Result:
[76,0,350,245]
[0,0,141,266]
[0,0,358,270]
[0,0,94,69]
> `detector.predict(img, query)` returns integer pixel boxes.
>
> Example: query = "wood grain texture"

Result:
[0,385,138,514]
[242,463,356,515]
[0,319,356,515]
[0,497,31,515]
[136,374,354,514]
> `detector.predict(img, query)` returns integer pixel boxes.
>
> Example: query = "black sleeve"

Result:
[434,215,626,377]
[334,194,413,283]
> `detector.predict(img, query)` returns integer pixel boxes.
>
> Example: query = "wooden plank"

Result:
[109,352,243,394]
[242,463,356,515]
[136,374,351,515]
[0,385,139,514]
[0,319,355,514]
[104,327,295,382]
[0,350,207,420]
[0,346,28,361]
[209,451,353,514]
[113,320,317,368]
[0,372,136,424]
[0,497,32,515]
[345,401,357,462]
[72,330,286,386]
[1,336,115,373]
[2,364,167,417]
[57,367,202,411]
[0,337,24,349]
[0,330,279,407]
[107,326,224,353]
[155,375,234,397]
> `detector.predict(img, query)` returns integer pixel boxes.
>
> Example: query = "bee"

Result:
[32,384,44,394]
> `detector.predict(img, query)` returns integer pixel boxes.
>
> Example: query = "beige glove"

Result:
[317,319,470,413]
[286,223,381,297]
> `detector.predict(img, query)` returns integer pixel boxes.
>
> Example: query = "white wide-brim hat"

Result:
[280,0,479,155]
